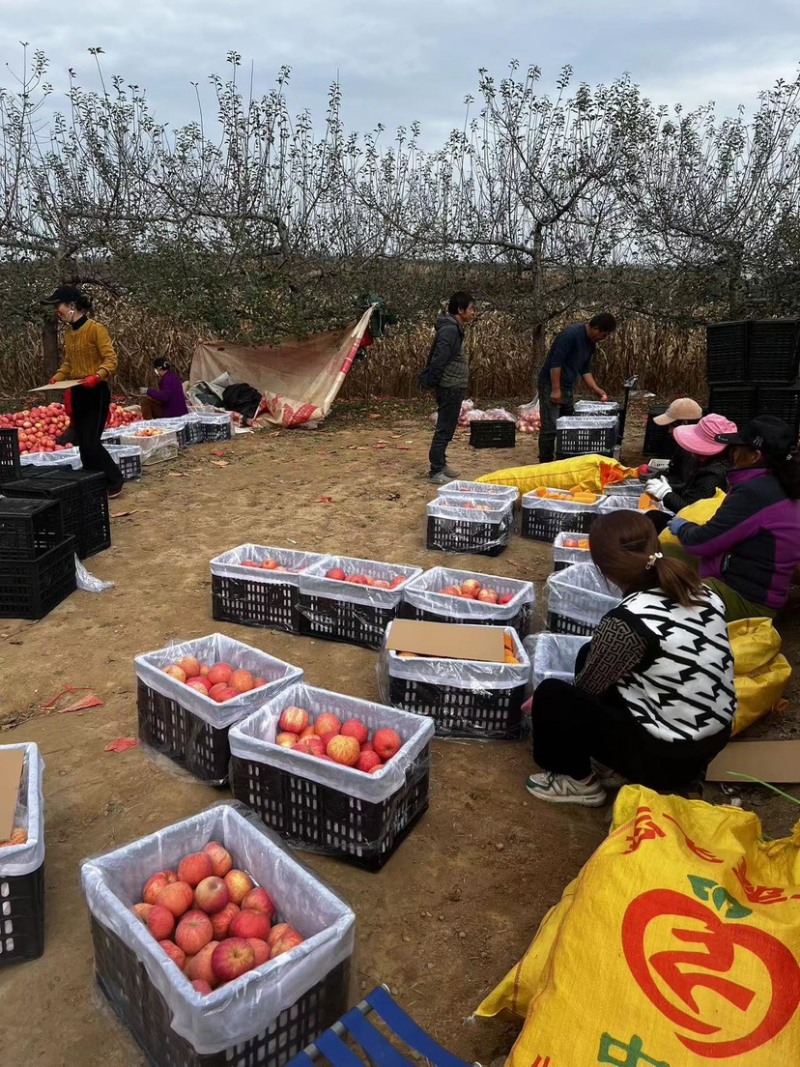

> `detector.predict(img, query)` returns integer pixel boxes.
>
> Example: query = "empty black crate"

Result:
[387,674,525,740]
[0,536,76,619]
[183,418,204,446]
[555,421,617,459]
[112,450,143,481]
[33,469,110,559]
[643,408,677,459]
[706,322,749,384]
[749,320,800,382]
[546,610,596,637]
[0,862,45,966]
[0,499,64,560]
[91,916,349,1067]
[212,574,301,633]
[758,386,800,437]
[469,420,516,449]
[426,512,512,557]
[137,680,231,783]
[0,429,21,483]
[521,505,596,543]
[230,748,430,870]
[707,385,758,427]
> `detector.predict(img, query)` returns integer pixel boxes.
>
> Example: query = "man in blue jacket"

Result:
[419,291,475,483]
[537,313,616,462]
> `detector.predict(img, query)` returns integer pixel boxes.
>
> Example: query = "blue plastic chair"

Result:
[288,985,477,1067]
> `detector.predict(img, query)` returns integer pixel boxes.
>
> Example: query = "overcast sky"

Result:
[2,1,799,143]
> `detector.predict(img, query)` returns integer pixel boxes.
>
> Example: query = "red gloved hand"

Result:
[48,376,59,385]
[81,375,101,389]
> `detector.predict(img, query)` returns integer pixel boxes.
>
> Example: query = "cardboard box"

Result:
[0,747,25,841]
[706,739,800,784]
[385,619,506,663]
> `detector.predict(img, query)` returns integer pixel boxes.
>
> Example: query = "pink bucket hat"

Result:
[673,414,738,457]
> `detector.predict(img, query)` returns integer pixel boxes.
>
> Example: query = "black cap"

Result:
[715,415,796,456]
[40,284,83,306]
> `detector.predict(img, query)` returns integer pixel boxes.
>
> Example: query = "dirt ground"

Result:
[1,397,799,1067]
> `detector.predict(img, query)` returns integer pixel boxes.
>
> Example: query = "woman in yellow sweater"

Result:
[41,285,124,497]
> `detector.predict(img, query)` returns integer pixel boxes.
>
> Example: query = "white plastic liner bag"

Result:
[20,447,82,469]
[574,400,621,416]
[135,633,303,730]
[426,497,514,553]
[0,742,45,878]
[524,633,589,689]
[120,428,179,465]
[552,531,592,569]
[81,802,356,1055]
[229,682,434,805]
[402,566,534,624]
[299,556,422,609]
[210,544,327,585]
[522,488,606,518]
[545,562,623,632]
[435,480,519,504]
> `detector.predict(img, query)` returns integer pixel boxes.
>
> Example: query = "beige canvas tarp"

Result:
[190,306,375,427]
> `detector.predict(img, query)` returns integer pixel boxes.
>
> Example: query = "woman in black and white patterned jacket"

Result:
[527,511,736,808]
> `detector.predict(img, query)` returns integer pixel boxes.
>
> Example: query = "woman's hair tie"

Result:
[645,551,663,570]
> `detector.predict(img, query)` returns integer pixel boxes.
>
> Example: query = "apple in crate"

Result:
[280,707,310,734]
[185,941,219,987]
[341,719,368,745]
[194,876,230,914]
[460,580,481,598]
[326,735,360,766]
[296,736,325,757]
[147,904,175,940]
[143,870,177,905]
[241,887,275,921]
[229,669,255,693]
[477,589,498,604]
[164,665,187,682]
[178,657,201,678]
[314,712,342,737]
[212,938,256,982]
[498,593,514,605]
[155,880,194,918]
[207,663,233,686]
[210,902,240,939]
[176,910,214,955]
[230,909,271,941]
[440,586,462,597]
[326,568,346,581]
[159,940,186,968]
[276,732,298,749]
[373,729,401,761]
[192,979,213,995]
[178,852,214,888]
[249,938,271,966]
[203,841,233,877]
[271,929,305,959]
[224,869,255,905]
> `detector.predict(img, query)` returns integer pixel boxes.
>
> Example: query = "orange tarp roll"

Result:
[190,306,375,428]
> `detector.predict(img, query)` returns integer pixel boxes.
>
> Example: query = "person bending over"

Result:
[141,358,189,420]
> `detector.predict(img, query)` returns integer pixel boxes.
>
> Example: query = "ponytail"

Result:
[650,553,706,610]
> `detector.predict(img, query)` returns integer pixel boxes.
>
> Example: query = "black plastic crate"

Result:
[298,594,400,649]
[546,610,595,636]
[1,474,83,557]
[757,386,800,437]
[183,418,204,446]
[201,416,233,442]
[555,421,617,459]
[38,469,111,559]
[707,384,759,427]
[230,748,430,871]
[112,449,143,481]
[398,599,530,638]
[387,674,525,740]
[0,536,76,619]
[706,322,749,384]
[0,862,45,966]
[521,505,597,543]
[426,512,512,557]
[0,498,64,560]
[137,680,231,784]
[748,320,800,382]
[212,574,300,633]
[91,916,349,1067]
[643,408,677,459]
[469,420,516,449]
[0,429,21,483]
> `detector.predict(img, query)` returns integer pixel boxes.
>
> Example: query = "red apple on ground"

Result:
[203,841,233,878]
[341,719,368,745]
[147,904,175,941]
[176,910,214,955]
[178,852,214,888]
[230,909,271,941]
[224,870,255,905]
[241,887,276,921]
[326,734,360,767]
[159,940,186,968]
[373,728,401,760]
[212,938,256,983]
[195,876,230,914]
[210,902,240,940]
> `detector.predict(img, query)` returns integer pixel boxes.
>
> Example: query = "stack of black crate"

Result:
[0,498,77,619]
[706,320,800,437]
[0,469,111,560]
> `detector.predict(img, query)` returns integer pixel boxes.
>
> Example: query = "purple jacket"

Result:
[677,466,800,610]
[147,370,188,418]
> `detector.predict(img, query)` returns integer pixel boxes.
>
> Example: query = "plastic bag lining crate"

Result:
[136,633,303,783]
[37,469,110,559]
[426,497,513,557]
[469,419,516,449]
[229,684,434,869]
[435,480,519,505]
[574,400,621,416]
[553,531,591,572]
[706,321,749,384]
[81,803,354,1067]
[298,557,422,649]
[545,562,622,636]
[707,384,758,427]
[181,414,204,446]
[0,742,45,966]
[210,545,327,633]
[0,535,76,619]
[382,623,530,740]
[521,489,604,543]
[120,429,179,466]
[0,428,21,482]
[20,447,82,470]
[643,408,676,459]
[399,566,534,637]
[524,632,588,688]
[555,416,618,459]
[106,445,143,482]
[128,418,189,449]
[101,429,122,446]
[200,413,234,442]
[0,498,64,560]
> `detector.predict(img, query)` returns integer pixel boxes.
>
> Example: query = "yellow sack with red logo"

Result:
[476,785,800,1067]
[476,456,637,497]
[729,618,791,735]
[659,488,726,546]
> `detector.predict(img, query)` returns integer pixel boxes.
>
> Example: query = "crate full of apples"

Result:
[0,743,45,966]
[426,496,514,557]
[229,684,434,868]
[381,621,530,740]
[400,567,534,636]
[298,556,423,649]
[210,544,327,633]
[135,633,303,784]
[81,803,355,1067]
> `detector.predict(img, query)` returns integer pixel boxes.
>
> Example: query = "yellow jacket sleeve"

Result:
[92,322,118,380]
[52,353,73,382]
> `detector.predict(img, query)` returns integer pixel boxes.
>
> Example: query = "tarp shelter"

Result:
[190,305,375,428]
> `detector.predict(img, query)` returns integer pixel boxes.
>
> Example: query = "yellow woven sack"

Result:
[659,488,726,546]
[729,618,791,735]
[477,785,800,1067]
[476,455,630,496]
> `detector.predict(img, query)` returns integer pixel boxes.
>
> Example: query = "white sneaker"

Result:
[525,771,607,807]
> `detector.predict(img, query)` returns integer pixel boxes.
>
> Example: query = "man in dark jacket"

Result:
[420,291,475,483]
[537,313,616,462]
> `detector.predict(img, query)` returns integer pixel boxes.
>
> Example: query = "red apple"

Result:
[248,938,271,966]
[340,719,368,746]
[178,656,201,679]
[477,589,499,604]
[192,979,213,995]
[497,593,514,605]
[159,940,186,968]
[280,707,310,734]
[175,910,214,955]
[224,870,255,905]
[230,909,271,941]
[229,669,255,693]
[267,922,295,947]
[187,677,212,694]
[195,876,230,914]
[314,712,342,737]
[133,903,153,923]
[164,665,187,682]
[185,941,219,987]
[295,736,325,757]
[155,880,195,918]
[210,902,240,940]
[356,751,383,773]
[202,841,233,878]
[270,930,305,959]
[276,732,298,748]
[212,938,256,983]
[147,904,175,941]
[143,870,178,905]
[241,887,276,921]
[178,852,214,888]
[326,567,347,581]
[326,734,360,767]
[373,728,402,760]
[210,685,238,703]
[460,579,481,598]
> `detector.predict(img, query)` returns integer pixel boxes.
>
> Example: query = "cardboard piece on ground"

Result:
[0,748,25,841]
[386,619,506,663]
[706,739,800,784]
[30,379,83,392]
